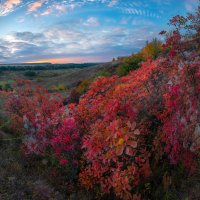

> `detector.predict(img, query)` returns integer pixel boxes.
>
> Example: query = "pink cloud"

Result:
[41,4,67,16]
[27,1,43,12]
[41,8,51,16]
[5,0,21,8]
[0,0,21,16]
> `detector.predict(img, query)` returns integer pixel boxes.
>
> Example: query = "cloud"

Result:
[184,0,199,12]
[83,17,100,26]
[0,0,22,16]
[0,16,160,63]
[121,7,160,18]
[0,0,168,18]
[41,3,67,16]
[108,0,118,7]
[0,44,12,60]
[115,1,162,18]
[131,18,155,27]
[0,0,166,63]
[13,31,45,42]
[27,0,44,12]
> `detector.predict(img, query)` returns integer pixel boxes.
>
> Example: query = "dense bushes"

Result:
[24,71,37,77]
[67,79,93,104]
[75,7,200,199]
[141,38,163,60]
[117,53,144,76]
[74,55,199,199]
[116,38,163,77]
[1,80,81,182]
[1,7,200,200]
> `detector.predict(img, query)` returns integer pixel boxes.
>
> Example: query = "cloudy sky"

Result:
[0,0,199,64]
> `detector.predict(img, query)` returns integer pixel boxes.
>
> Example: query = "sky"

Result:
[0,0,199,64]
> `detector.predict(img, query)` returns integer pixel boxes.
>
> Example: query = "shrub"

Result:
[2,80,81,182]
[117,53,144,76]
[67,89,81,104]
[24,71,37,77]
[36,76,43,82]
[141,38,163,60]
[67,79,93,104]
[76,56,199,199]
[51,116,81,181]
[52,84,67,92]
[74,7,200,199]
[96,70,111,77]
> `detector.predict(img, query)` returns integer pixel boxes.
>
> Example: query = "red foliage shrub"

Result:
[3,80,64,153]
[74,7,200,199]
[2,80,81,181]
[76,58,199,198]
[51,117,80,179]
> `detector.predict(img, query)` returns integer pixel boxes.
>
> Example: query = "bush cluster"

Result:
[1,7,200,199]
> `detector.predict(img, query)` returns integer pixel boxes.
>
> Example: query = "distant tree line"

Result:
[0,63,102,71]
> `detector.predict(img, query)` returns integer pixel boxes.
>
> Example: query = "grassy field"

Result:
[0,61,120,91]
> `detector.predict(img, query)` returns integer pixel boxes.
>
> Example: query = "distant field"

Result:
[0,68,82,91]
[0,61,120,92]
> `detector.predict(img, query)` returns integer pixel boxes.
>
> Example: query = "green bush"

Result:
[24,71,37,77]
[117,53,144,76]
[96,70,111,78]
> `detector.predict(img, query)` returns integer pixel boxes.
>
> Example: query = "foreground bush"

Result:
[1,80,81,182]
[74,54,199,198]
[74,8,200,199]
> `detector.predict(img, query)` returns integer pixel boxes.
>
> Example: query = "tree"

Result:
[141,38,163,60]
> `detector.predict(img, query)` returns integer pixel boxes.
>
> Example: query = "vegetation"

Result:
[0,7,200,200]
[24,70,37,77]
[67,79,93,104]
[117,53,144,76]
[141,38,163,60]
[0,63,101,71]
[116,38,164,77]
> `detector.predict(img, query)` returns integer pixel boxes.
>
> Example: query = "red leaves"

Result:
[76,15,199,197]
[134,129,140,135]
[3,80,81,181]
[125,146,134,156]
[127,140,137,148]
[59,159,68,166]
[159,30,167,35]
[51,116,80,168]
